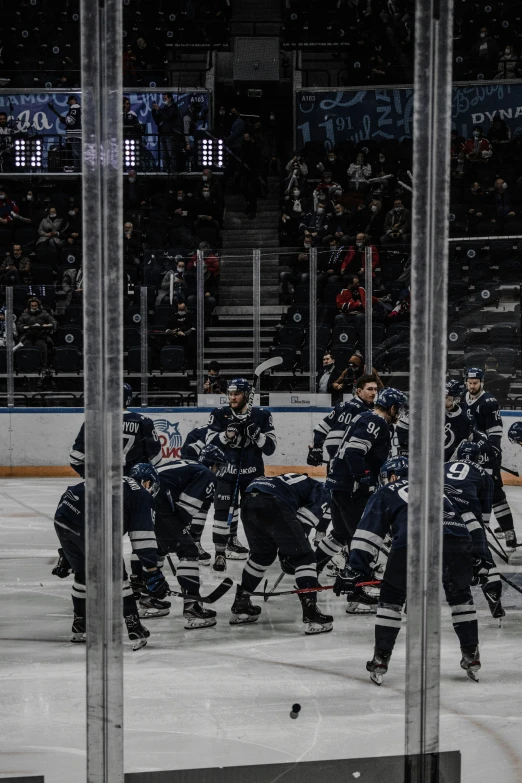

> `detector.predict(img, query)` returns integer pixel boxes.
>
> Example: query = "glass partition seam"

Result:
[253,249,261,373]
[364,246,373,374]
[6,286,14,407]
[309,247,317,394]
[81,0,124,779]
[197,249,205,394]
[140,286,148,408]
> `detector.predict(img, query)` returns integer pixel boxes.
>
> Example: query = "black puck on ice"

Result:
[290,703,301,719]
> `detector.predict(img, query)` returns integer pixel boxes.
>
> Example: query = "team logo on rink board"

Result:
[153,418,182,460]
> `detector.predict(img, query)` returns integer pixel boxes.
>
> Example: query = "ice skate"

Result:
[505,529,518,552]
[213,551,227,572]
[71,614,86,643]
[183,600,217,629]
[196,541,211,566]
[226,536,248,560]
[138,594,171,618]
[366,648,392,685]
[493,527,505,539]
[230,586,261,624]
[299,594,333,635]
[125,613,150,650]
[460,646,481,682]
[346,585,379,614]
[326,547,347,578]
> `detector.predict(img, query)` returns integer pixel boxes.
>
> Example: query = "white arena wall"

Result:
[0,407,520,482]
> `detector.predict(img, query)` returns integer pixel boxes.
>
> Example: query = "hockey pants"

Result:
[213,477,251,549]
[490,478,514,533]
[239,492,318,594]
[315,487,371,572]
[146,509,201,597]
[54,520,137,619]
[375,539,478,654]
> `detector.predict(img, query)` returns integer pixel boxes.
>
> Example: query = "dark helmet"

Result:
[465,367,484,381]
[379,456,409,485]
[199,444,228,477]
[128,463,160,496]
[123,382,133,408]
[228,377,251,396]
[508,421,522,446]
[445,379,465,399]
[375,387,407,411]
[456,441,481,463]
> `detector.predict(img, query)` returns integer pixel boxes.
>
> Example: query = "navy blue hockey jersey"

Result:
[155,459,215,525]
[245,473,331,532]
[70,412,162,478]
[444,405,472,461]
[313,397,370,461]
[206,406,277,482]
[180,426,207,461]
[326,410,391,491]
[462,391,503,449]
[349,479,471,578]
[54,478,158,569]
[473,432,502,480]
[443,459,492,560]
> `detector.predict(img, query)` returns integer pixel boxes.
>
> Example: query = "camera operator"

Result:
[203,361,228,394]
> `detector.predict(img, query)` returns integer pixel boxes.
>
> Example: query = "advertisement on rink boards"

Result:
[296,82,522,150]
[0,409,520,478]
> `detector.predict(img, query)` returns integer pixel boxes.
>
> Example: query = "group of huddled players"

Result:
[51,371,522,683]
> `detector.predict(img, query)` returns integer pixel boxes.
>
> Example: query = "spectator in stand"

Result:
[171,188,194,248]
[0,257,21,287]
[487,116,512,163]
[283,159,309,199]
[152,93,182,173]
[203,360,228,394]
[0,188,19,246]
[317,239,345,290]
[155,263,187,307]
[198,167,223,205]
[450,129,465,160]
[165,301,196,364]
[2,244,31,283]
[192,184,221,241]
[469,27,499,78]
[62,263,83,307]
[224,108,246,184]
[17,296,57,367]
[0,112,19,173]
[299,202,330,247]
[186,241,219,316]
[124,170,147,209]
[323,202,353,245]
[355,198,386,240]
[215,105,231,138]
[461,126,492,163]
[313,171,339,208]
[493,178,516,222]
[340,234,379,280]
[123,45,138,86]
[66,205,81,245]
[37,207,68,250]
[347,151,372,193]
[494,45,519,80]
[17,189,41,223]
[240,131,261,219]
[317,148,346,187]
[381,198,411,244]
[285,152,308,179]
[335,274,380,326]
[279,251,309,303]
[61,95,82,172]
[317,351,351,404]
[123,222,141,267]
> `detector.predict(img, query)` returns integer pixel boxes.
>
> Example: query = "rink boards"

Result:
[0,407,520,482]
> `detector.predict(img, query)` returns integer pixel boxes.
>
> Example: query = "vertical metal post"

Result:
[406,0,454,778]
[253,249,261,373]
[364,246,373,373]
[196,248,205,394]
[5,286,14,407]
[309,247,317,394]
[140,286,148,408]
[81,0,124,780]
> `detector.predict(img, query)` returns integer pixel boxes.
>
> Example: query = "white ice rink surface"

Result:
[1,479,522,782]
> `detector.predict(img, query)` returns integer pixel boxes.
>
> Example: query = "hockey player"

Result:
[151,452,228,629]
[53,464,168,649]
[445,379,472,460]
[508,421,522,447]
[70,383,162,477]
[444,441,503,618]
[231,472,333,634]
[180,425,207,462]
[336,457,481,684]
[307,374,379,467]
[316,388,406,575]
[462,367,503,448]
[206,378,277,571]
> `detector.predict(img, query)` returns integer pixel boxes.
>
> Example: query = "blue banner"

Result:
[296,83,522,150]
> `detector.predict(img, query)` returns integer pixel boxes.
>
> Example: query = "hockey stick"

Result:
[485,524,509,561]
[484,531,509,564]
[500,573,522,597]
[226,355,283,528]
[251,579,381,600]
[262,571,286,602]
[165,553,233,604]
[501,466,520,477]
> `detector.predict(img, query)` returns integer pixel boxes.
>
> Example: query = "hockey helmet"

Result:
[445,379,465,399]
[123,382,133,408]
[465,367,485,381]
[508,421,522,446]
[379,456,409,485]
[128,463,160,496]
[199,444,228,477]
[375,387,407,412]
[456,441,481,464]
[228,377,251,397]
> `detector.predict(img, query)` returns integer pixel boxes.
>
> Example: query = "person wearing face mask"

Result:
[170,189,194,248]
[192,185,222,243]
[340,233,380,279]
[492,178,515,222]
[151,93,182,173]
[2,244,31,283]
[18,296,57,367]
[462,127,492,162]
[471,28,499,77]
[124,170,148,209]
[323,202,354,246]
[156,262,188,307]
[314,171,339,203]
[215,106,230,137]
[347,152,372,193]
[0,190,19,245]
[487,117,512,163]
[495,45,519,79]
[199,168,223,205]
[335,275,381,326]
[285,152,308,179]
[381,199,411,245]
[66,206,82,245]
[299,201,330,247]
[123,222,141,266]
[355,199,386,240]
[317,149,345,186]
[37,207,68,249]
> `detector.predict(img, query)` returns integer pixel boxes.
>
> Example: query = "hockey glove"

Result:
[333,565,365,597]
[471,557,493,586]
[145,568,170,599]
[307,446,323,467]
[246,422,262,443]
[52,548,73,578]
[278,555,295,576]
[225,423,244,445]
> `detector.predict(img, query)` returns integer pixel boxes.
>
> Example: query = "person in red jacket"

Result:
[335,274,380,326]
[461,127,492,162]
[340,233,380,279]
[0,188,19,247]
